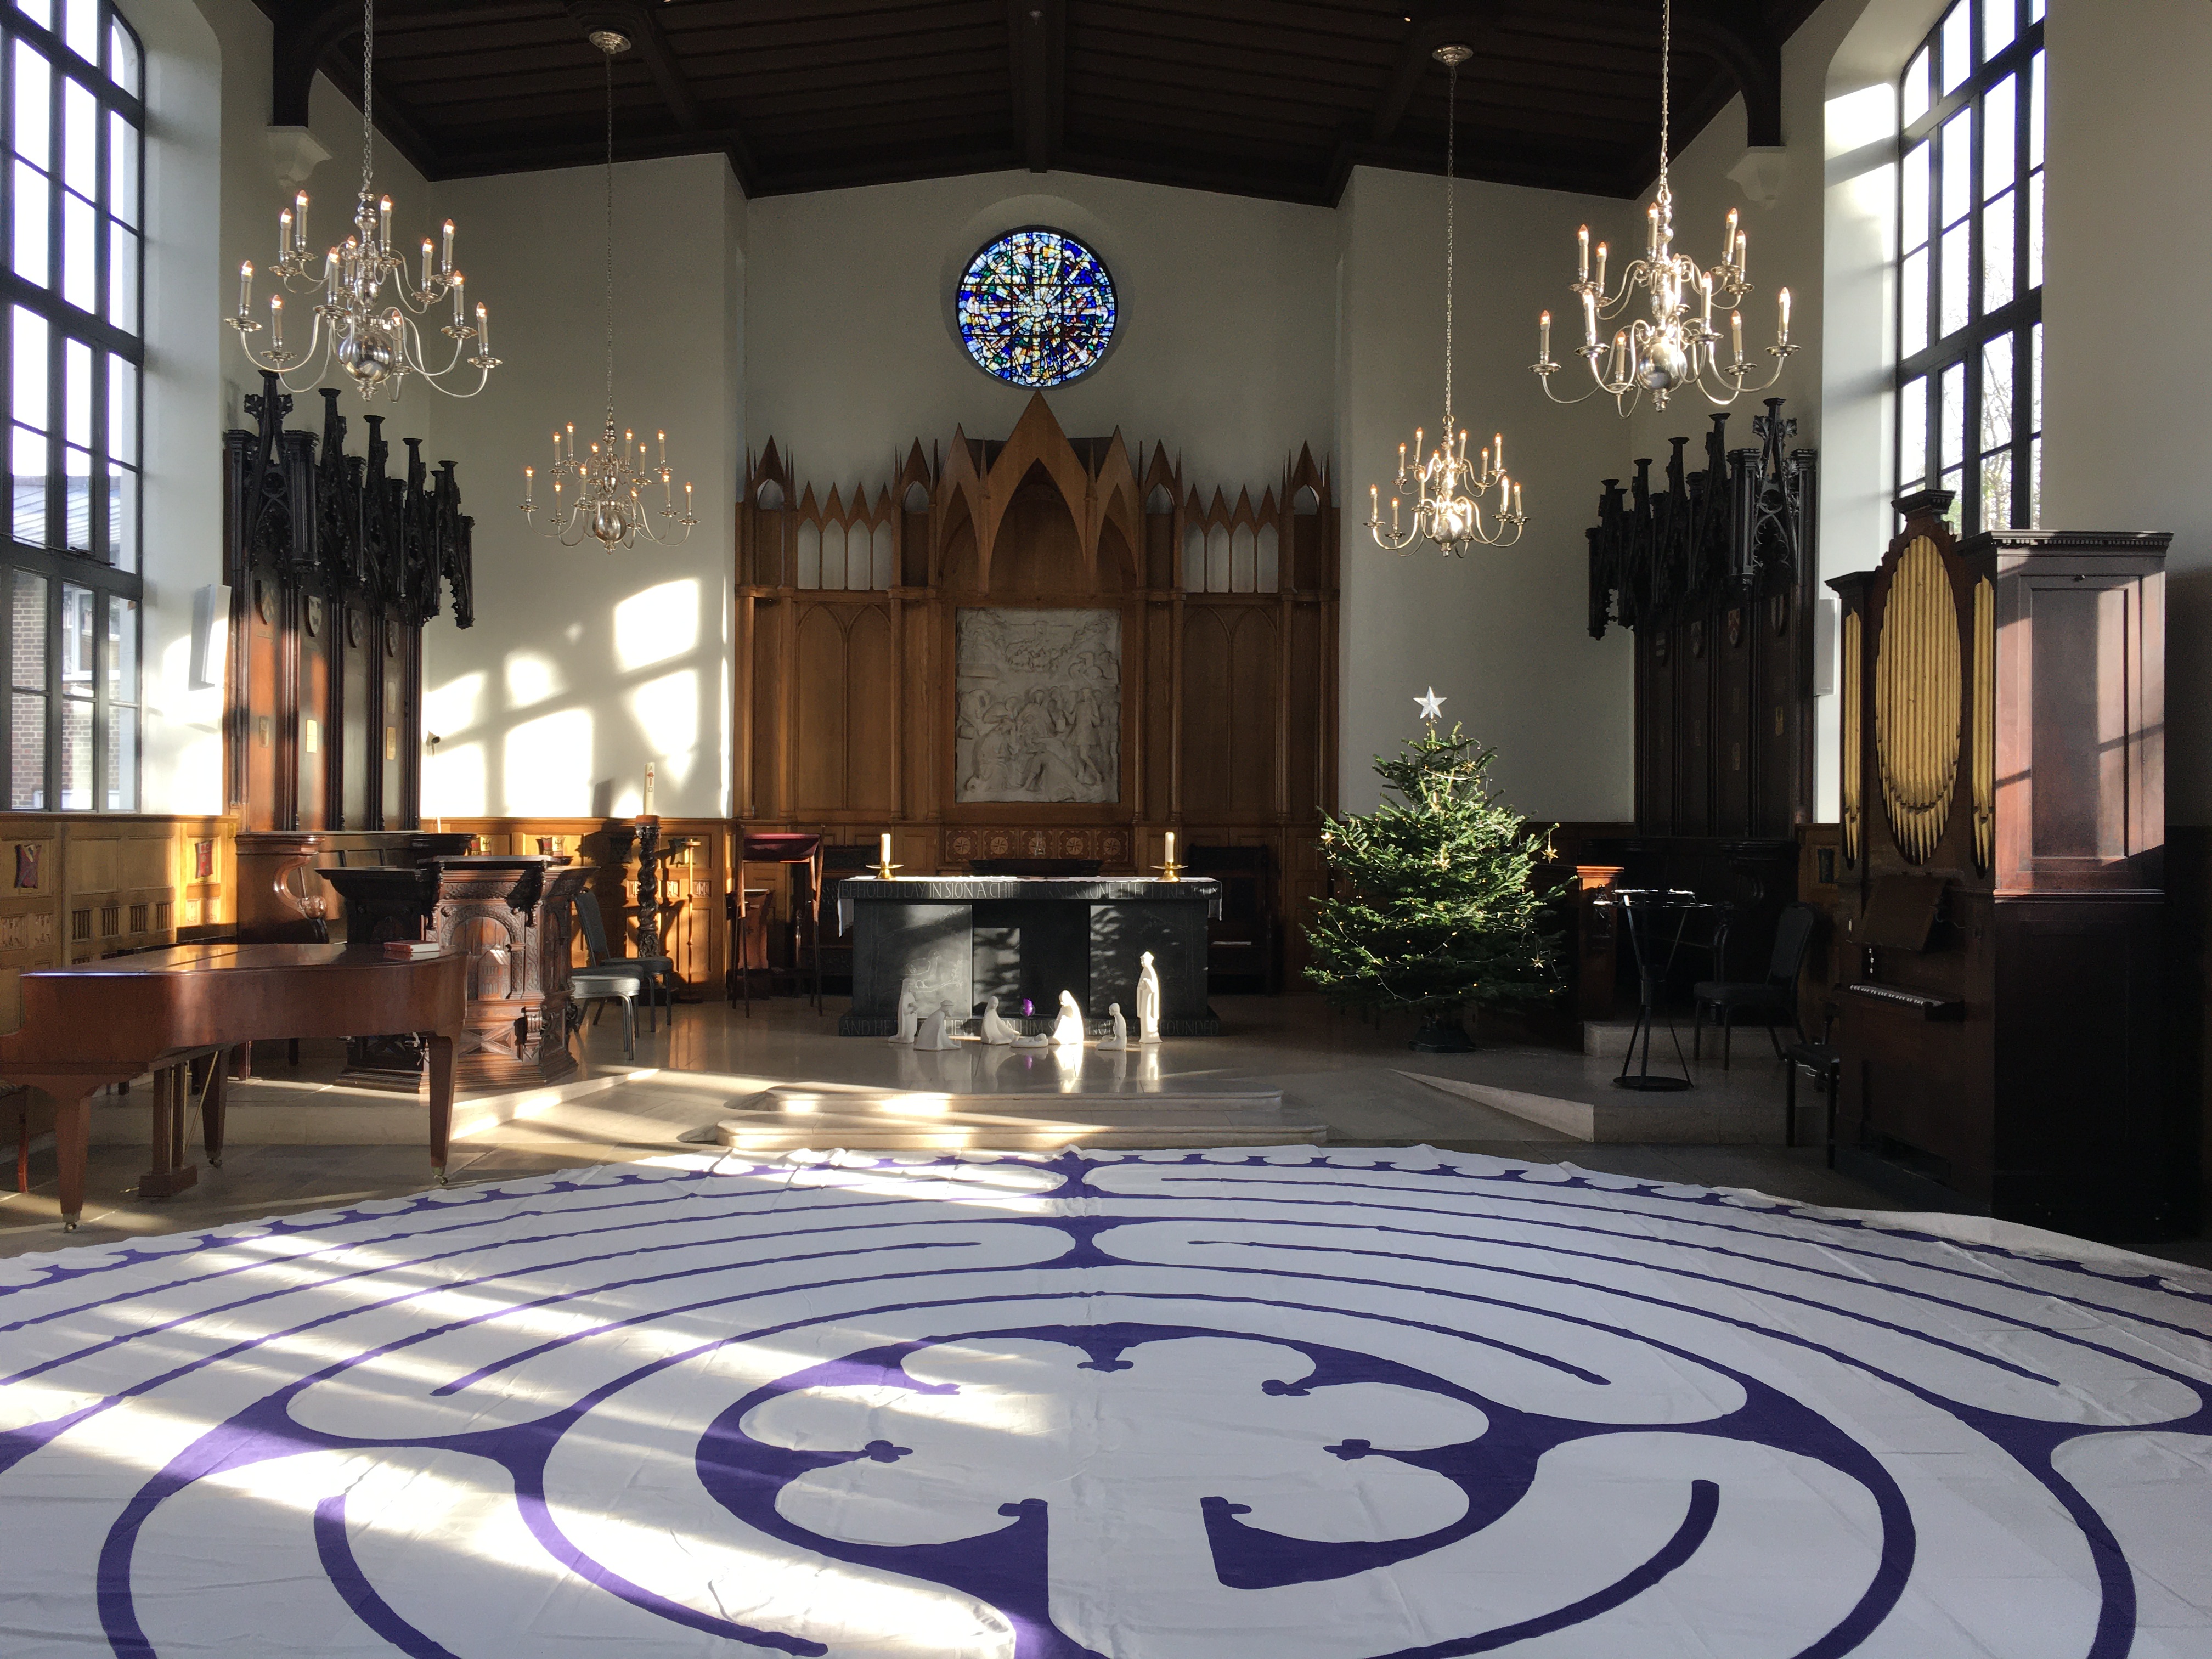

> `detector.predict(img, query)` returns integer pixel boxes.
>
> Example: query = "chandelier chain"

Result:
[360,0,374,195]
[604,47,616,425]
[1657,0,1671,197]
[1443,55,1455,434]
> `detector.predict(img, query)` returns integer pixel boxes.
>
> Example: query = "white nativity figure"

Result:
[888,977,920,1045]
[1010,1031,1051,1049]
[1096,1002,1127,1051]
[1051,990,1087,1047]
[914,1005,955,1052]
[979,997,1018,1045]
[1136,951,1163,1045]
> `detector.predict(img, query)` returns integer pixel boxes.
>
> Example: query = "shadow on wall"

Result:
[421,577,707,819]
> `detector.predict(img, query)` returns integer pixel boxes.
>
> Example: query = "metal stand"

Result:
[1605,889,1714,1093]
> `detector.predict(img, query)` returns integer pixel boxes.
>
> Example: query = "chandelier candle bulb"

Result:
[1578,225,1589,280]
[1595,242,1607,291]
[1723,207,1739,269]
[475,302,488,353]
[269,294,283,350]
[420,238,432,285]
[1513,483,1523,518]
[1540,310,1551,362]
[440,219,453,274]
[295,191,309,250]
[1647,202,1660,257]
[1583,292,1598,347]
[1778,287,1791,348]
[237,261,253,320]
[1731,311,1744,364]
[377,195,392,247]
[279,207,292,255]
[451,272,464,327]
[1736,230,1748,275]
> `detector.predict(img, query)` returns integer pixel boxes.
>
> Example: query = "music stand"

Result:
[1600,888,1722,1092]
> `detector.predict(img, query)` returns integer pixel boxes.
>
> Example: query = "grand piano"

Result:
[0,943,466,1229]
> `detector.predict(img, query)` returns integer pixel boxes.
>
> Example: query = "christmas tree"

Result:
[1305,715,1560,1050]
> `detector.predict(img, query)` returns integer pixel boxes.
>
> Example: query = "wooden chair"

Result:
[729,832,823,1014]
[1187,844,1278,992]
[1782,1001,1843,1164]
[1692,901,1819,1069]
[571,892,652,1060]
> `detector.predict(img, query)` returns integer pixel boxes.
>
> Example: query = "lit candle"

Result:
[879,831,892,868]
[1735,229,1747,276]
[376,195,392,247]
[1777,287,1792,348]
[452,271,465,326]
[643,761,654,815]
[440,219,454,273]
[1731,309,1744,364]
[1165,830,1176,866]
[657,429,668,465]
[1594,242,1608,292]
[420,237,433,285]
[268,293,283,349]
[1370,483,1379,520]
[294,191,309,249]
[278,206,292,256]
[1479,445,1489,476]
[1582,290,1598,346]
[1493,432,1504,474]
[1611,331,1629,383]
[1701,273,1714,328]
[524,464,534,507]
[1723,206,1739,269]
[1512,483,1523,518]
[684,481,693,516]
[1397,441,1407,476]
[324,249,338,303]
[1539,309,1551,362]
[475,301,489,352]
[1577,224,1589,281]
[1498,471,1510,510]
[553,428,563,464]
[236,259,253,319]
[1646,202,1659,257]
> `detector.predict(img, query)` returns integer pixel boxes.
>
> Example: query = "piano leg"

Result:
[426,1032,454,1187]
[203,1054,228,1169]
[138,1063,199,1203]
[52,1087,91,1230]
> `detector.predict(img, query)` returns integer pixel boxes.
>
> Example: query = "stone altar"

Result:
[836,876,1220,1037]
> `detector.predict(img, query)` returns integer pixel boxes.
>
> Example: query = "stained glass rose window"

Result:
[957,228,1117,388]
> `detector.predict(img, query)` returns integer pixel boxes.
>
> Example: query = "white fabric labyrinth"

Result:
[2,1147,2210,1658]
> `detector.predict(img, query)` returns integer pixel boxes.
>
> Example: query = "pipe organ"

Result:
[1829,489,2176,1236]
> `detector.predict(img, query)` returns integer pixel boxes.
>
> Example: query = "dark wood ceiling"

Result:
[261,1,1822,205]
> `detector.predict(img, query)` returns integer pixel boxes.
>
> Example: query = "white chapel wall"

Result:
[423,152,740,823]
[2040,0,2212,824]
[743,170,1336,496]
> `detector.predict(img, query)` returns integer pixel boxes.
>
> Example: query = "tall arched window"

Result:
[4,0,141,811]
[1897,0,2042,537]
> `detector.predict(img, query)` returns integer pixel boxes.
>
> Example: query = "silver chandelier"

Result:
[520,31,695,552]
[226,0,495,402]
[1532,0,1793,413]
[1368,44,1526,557]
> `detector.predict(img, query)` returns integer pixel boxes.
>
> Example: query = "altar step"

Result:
[712,1084,1325,1152]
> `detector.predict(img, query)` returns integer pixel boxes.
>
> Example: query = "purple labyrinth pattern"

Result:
[0,1147,2209,1657]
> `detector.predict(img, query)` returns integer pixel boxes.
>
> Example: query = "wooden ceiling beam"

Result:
[1007,0,1065,173]
[1672,0,1783,148]
[562,2,757,194]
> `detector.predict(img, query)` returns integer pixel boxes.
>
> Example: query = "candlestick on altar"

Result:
[1158,828,1183,882]
[873,830,902,880]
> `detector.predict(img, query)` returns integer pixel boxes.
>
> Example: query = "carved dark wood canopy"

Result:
[255,0,1822,204]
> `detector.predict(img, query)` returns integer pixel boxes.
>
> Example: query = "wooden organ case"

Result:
[735,392,1338,981]
[1575,400,1819,979]
[224,370,475,834]
[1829,490,2175,1235]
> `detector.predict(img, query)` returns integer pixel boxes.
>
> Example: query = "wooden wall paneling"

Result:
[742,393,1336,974]
[1716,601,1751,831]
[338,602,370,826]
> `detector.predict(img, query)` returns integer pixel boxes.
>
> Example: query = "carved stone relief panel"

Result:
[955,608,1121,804]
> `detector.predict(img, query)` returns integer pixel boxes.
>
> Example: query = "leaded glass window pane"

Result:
[2,0,142,809]
[1898,0,2041,534]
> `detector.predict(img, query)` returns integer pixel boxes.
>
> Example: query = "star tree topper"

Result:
[1414,686,1447,724]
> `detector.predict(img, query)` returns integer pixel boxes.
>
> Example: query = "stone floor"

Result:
[6,990,2207,1270]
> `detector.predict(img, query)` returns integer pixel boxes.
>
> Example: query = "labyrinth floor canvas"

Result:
[2,1148,2208,1657]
